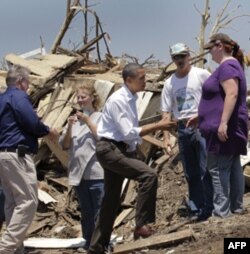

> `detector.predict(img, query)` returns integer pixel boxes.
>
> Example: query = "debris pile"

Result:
[1,1,250,253]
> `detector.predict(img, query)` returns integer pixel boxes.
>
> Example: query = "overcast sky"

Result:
[0,0,250,80]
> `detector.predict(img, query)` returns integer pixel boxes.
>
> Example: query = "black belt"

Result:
[0,148,18,153]
[100,137,129,150]
[0,147,32,155]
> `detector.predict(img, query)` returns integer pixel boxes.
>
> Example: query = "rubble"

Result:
[1,1,250,253]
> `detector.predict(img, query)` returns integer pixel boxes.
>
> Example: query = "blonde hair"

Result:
[76,80,100,110]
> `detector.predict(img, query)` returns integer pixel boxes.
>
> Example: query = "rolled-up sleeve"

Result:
[109,100,141,142]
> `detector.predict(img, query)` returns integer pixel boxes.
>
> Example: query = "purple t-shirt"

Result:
[198,59,248,155]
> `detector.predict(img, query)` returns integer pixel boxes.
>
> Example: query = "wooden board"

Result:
[136,91,154,120]
[53,93,76,129]
[113,208,133,229]
[244,165,250,187]
[94,79,115,109]
[37,93,52,118]
[43,136,69,168]
[43,86,73,127]
[155,154,170,166]
[142,135,164,148]
[5,53,76,78]
[88,72,123,84]
[113,229,194,253]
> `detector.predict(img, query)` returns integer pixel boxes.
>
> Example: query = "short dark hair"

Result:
[122,63,143,83]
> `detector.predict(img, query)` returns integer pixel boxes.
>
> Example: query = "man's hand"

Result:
[186,115,198,128]
[163,136,174,155]
[158,118,177,130]
[47,128,59,141]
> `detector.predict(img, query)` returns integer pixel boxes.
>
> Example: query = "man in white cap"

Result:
[161,42,213,221]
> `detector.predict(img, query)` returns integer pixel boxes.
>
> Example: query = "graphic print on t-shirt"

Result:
[175,88,196,112]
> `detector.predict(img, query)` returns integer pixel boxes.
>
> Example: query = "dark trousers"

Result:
[88,139,158,253]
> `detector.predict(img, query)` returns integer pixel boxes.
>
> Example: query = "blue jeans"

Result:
[75,179,104,248]
[0,188,5,229]
[178,123,213,213]
[207,154,244,218]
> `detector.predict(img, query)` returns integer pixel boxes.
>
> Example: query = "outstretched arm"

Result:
[139,117,176,137]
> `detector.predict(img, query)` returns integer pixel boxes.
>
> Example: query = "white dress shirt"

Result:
[97,85,142,152]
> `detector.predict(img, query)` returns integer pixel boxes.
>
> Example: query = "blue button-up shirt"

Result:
[0,86,49,153]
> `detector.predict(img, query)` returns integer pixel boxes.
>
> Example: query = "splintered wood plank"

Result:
[43,86,73,127]
[142,135,164,148]
[5,53,76,77]
[113,229,194,253]
[40,54,76,69]
[27,217,51,235]
[155,154,170,166]
[46,177,68,189]
[78,64,108,74]
[94,79,115,109]
[88,72,123,84]
[136,91,154,120]
[5,54,56,77]
[43,136,69,168]
[52,93,76,129]
[37,93,52,118]
[113,208,133,229]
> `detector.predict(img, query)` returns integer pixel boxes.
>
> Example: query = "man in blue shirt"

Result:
[0,65,58,254]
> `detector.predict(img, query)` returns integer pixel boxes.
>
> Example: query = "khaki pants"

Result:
[0,152,38,254]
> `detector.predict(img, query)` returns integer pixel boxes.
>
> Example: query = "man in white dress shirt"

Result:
[87,63,176,254]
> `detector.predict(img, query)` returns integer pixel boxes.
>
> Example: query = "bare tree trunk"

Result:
[196,0,250,67]
[84,0,88,45]
[70,6,111,61]
[196,0,210,68]
[51,0,80,53]
[66,0,71,15]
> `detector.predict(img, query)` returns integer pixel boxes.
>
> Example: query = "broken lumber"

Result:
[142,135,164,148]
[113,229,194,253]
[113,208,134,229]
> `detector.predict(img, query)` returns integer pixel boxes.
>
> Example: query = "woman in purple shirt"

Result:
[198,33,248,218]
